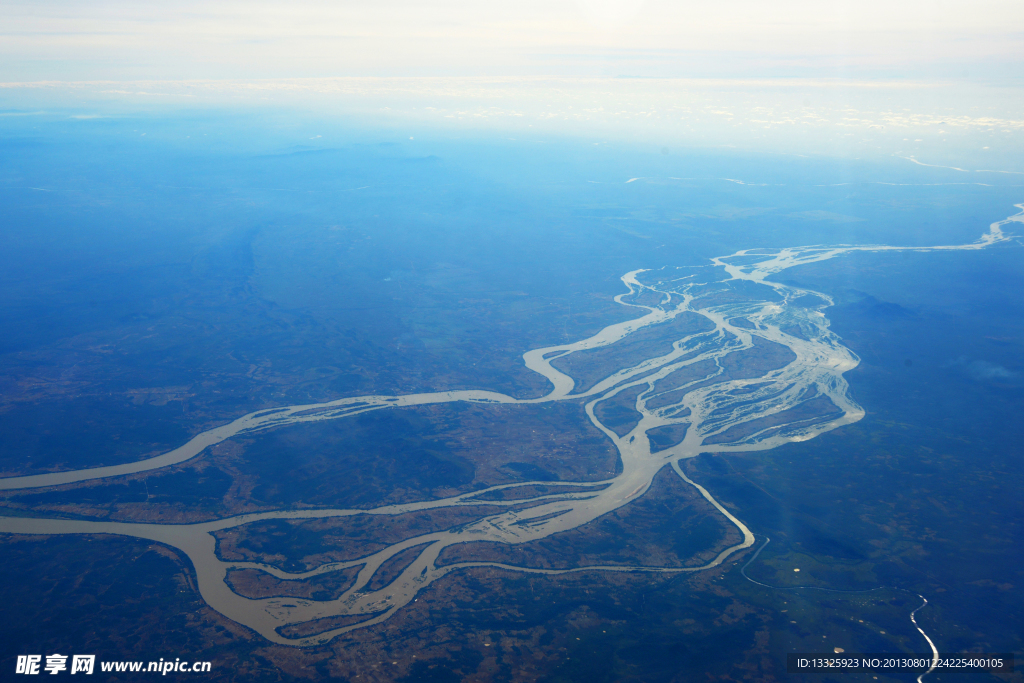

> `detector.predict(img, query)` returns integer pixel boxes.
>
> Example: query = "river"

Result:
[0,205,1017,646]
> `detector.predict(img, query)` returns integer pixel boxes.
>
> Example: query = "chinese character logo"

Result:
[16,656,41,675]
[71,655,95,675]
[16,654,95,675]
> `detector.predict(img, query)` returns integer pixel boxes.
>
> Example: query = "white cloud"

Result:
[948,356,1018,381]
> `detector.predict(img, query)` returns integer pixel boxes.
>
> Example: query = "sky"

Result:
[1,0,1022,82]
[1,0,1022,172]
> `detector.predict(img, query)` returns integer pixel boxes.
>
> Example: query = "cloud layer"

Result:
[1,0,1022,81]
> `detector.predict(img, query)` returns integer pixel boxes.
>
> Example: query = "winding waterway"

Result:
[0,206,1019,647]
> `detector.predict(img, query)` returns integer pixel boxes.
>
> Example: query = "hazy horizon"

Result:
[2,0,1022,83]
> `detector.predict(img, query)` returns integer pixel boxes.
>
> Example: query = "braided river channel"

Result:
[1,206,1019,646]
